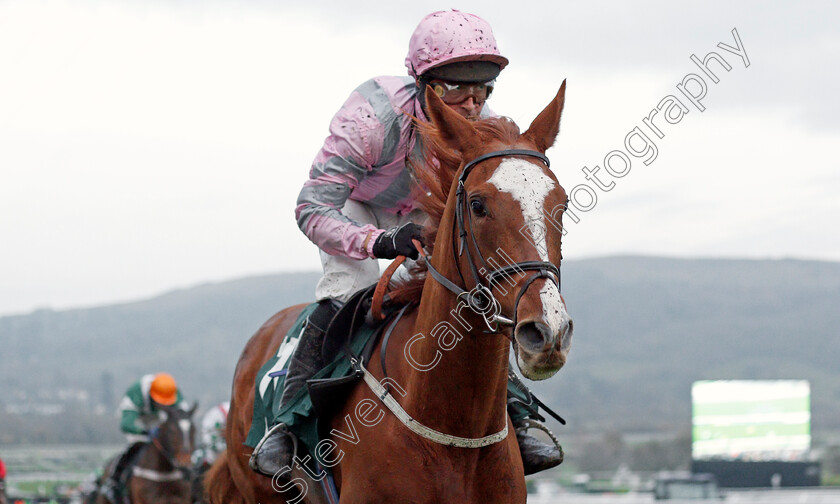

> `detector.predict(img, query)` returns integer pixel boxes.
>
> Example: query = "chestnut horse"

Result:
[95,404,197,504]
[206,82,573,504]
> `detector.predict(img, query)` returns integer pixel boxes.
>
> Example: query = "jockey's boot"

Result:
[249,299,340,477]
[513,417,564,475]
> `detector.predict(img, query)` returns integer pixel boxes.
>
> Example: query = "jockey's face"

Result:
[419,78,493,121]
[446,94,483,121]
[431,79,493,121]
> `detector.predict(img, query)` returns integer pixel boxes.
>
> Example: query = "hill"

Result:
[1,257,838,443]
[528,256,840,435]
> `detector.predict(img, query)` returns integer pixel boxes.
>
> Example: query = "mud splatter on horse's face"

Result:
[426,81,574,381]
[480,157,573,380]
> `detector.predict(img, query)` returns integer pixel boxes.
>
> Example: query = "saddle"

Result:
[321,284,379,364]
[310,285,392,418]
[245,285,401,453]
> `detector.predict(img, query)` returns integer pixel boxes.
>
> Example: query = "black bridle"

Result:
[423,149,563,333]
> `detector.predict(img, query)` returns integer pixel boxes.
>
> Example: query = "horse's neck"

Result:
[132,441,187,497]
[140,434,186,476]
[138,442,170,472]
[400,241,511,437]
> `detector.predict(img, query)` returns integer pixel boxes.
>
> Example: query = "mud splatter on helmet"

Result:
[406,10,508,82]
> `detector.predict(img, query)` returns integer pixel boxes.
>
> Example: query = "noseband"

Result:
[424,149,562,333]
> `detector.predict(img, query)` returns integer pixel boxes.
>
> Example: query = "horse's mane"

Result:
[389,115,522,304]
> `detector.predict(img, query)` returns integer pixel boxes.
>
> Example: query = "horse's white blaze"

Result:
[488,159,554,263]
[179,418,191,434]
[540,281,569,336]
[490,159,568,336]
[179,418,192,451]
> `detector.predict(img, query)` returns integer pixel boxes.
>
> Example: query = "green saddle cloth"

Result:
[245,303,380,451]
[245,302,539,454]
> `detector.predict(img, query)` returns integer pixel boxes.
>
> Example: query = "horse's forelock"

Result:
[390,116,524,304]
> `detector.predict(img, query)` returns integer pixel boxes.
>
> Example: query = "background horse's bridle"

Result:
[133,416,193,482]
[424,149,563,333]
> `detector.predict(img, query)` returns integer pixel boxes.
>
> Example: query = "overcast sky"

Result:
[1,1,838,316]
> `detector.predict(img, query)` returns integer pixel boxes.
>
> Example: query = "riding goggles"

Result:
[430,80,495,104]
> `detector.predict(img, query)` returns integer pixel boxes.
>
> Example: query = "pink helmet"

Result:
[405,10,509,79]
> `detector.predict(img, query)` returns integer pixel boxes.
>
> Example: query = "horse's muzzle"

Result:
[514,317,573,380]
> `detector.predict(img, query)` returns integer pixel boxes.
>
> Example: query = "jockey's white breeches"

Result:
[315,199,424,303]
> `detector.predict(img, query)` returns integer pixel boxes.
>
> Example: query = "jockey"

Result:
[250,9,563,477]
[100,373,184,502]
[194,401,230,468]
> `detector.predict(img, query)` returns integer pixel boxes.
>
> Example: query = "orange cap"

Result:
[149,373,178,406]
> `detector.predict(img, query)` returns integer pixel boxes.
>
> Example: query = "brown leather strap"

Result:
[371,240,426,321]
[371,255,406,321]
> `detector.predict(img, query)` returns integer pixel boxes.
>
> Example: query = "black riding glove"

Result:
[372,223,423,260]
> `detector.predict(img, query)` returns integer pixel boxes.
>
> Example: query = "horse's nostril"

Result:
[515,321,551,352]
[561,319,574,352]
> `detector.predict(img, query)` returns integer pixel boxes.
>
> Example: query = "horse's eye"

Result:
[470,198,487,217]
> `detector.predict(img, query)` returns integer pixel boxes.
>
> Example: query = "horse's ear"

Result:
[424,84,479,152]
[522,80,566,153]
[189,402,198,416]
